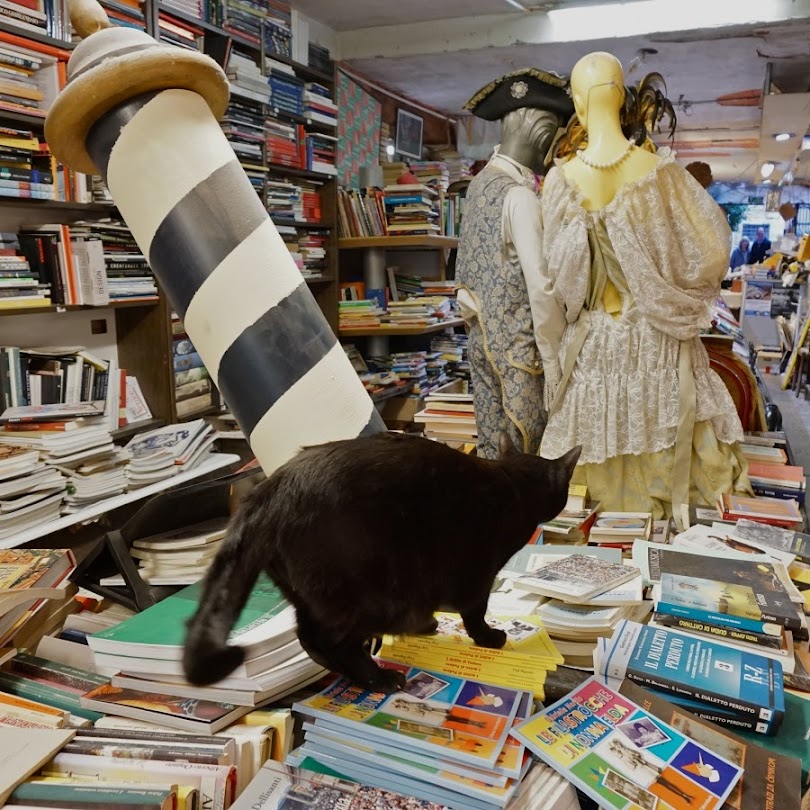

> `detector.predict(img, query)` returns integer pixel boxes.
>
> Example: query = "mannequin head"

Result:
[500,107,561,175]
[570,52,625,131]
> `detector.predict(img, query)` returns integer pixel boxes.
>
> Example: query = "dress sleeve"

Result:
[503,185,566,399]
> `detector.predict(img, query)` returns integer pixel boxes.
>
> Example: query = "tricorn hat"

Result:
[464,68,574,122]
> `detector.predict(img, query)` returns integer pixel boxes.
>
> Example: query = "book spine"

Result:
[655,601,777,635]
[652,613,784,650]
[624,668,780,723]
[667,703,782,736]
[752,484,806,503]
[0,672,103,722]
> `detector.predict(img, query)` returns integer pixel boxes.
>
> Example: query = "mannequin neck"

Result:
[581,103,629,159]
[498,137,539,176]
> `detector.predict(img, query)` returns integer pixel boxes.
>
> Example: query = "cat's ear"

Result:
[498,431,517,458]
[560,445,582,479]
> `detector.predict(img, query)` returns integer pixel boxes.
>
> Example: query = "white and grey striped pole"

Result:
[46,0,384,474]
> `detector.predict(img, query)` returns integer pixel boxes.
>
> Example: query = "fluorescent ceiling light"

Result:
[386,144,395,156]
[775,133,793,142]
[546,0,776,40]
[760,162,775,178]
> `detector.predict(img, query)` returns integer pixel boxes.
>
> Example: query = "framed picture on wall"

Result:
[395,109,424,159]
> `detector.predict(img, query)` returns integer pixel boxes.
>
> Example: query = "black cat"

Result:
[183,432,580,693]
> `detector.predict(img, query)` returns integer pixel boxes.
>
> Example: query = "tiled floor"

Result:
[762,372,810,476]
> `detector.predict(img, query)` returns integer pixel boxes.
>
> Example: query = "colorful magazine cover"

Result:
[292,662,527,769]
[512,676,743,810]
[231,757,451,809]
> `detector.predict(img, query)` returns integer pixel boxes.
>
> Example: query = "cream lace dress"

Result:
[539,155,751,520]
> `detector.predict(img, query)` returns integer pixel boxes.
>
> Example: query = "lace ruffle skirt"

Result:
[541,310,745,465]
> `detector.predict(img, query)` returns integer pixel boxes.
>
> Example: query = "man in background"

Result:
[455,69,573,459]
[749,227,771,264]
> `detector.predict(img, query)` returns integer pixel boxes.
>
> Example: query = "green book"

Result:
[736,692,810,789]
[87,574,296,661]
[12,782,175,808]
[0,655,108,723]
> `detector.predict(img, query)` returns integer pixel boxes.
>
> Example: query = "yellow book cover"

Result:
[387,613,563,665]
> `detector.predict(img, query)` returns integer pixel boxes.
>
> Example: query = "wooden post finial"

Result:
[69,0,112,39]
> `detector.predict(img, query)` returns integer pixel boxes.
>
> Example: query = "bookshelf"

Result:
[338,236,459,250]
[0,0,340,430]
[339,318,465,338]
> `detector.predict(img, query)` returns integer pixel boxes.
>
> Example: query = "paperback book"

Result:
[511,676,743,810]
[618,680,802,810]
[292,662,527,769]
[596,621,785,734]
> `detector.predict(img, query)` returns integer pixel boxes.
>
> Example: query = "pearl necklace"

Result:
[577,139,635,170]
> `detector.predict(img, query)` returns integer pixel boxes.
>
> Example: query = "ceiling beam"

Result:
[337,0,810,60]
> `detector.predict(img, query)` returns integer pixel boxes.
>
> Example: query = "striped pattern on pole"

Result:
[86,88,385,473]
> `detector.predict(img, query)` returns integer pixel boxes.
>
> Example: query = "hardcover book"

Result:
[597,621,785,734]
[511,676,743,810]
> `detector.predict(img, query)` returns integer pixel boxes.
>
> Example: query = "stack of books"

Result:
[588,511,653,549]
[0,231,47,307]
[597,619,787,736]
[514,676,744,810]
[303,82,337,127]
[100,516,229,587]
[384,184,441,236]
[408,161,450,192]
[296,231,328,278]
[124,419,216,489]
[267,68,304,118]
[264,118,299,169]
[378,613,562,700]
[291,667,537,808]
[431,333,470,384]
[338,299,386,330]
[239,758,580,810]
[389,351,447,396]
[748,460,805,503]
[0,128,53,201]
[0,49,46,119]
[91,220,157,301]
[303,132,337,175]
[414,384,477,447]
[227,51,268,105]
[0,548,75,649]
[387,296,452,326]
[86,575,325,718]
[172,321,215,418]
[717,492,802,529]
[0,445,65,538]
[635,536,806,676]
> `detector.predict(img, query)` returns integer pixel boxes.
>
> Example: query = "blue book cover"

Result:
[600,621,785,725]
[655,600,779,635]
[172,351,204,372]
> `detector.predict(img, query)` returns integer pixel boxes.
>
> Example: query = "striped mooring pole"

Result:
[45,0,385,475]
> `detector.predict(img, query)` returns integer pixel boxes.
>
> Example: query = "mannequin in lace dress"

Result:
[539,52,751,527]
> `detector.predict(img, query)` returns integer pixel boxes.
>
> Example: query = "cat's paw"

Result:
[472,627,507,649]
[367,667,407,694]
[416,617,439,635]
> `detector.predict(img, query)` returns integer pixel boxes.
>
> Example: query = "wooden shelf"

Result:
[338,236,459,250]
[0,198,115,215]
[270,218,332,230]
[266,164,337,182]
[2,453,240,550]
[155,5,334,84]
[111,417,165,442]
[339,319,465,337]
[0,22,72,49]
[177,403,223,422]
[370,383,411,404]
[0,299,158,317]
[0,108,47,128]
[305,275,335,284]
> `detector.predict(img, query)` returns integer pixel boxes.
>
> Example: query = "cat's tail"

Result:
[182,498,266,686]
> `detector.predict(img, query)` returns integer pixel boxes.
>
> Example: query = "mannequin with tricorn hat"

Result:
[455,68,573,459]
